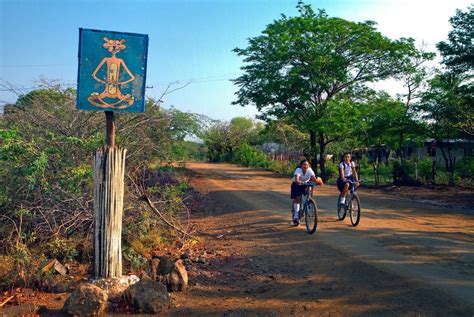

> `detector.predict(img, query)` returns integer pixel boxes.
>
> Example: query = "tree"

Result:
[394,46,435,160]
[262,121,307,155]
[434,5,474,136]
[202,117,263,162]
[437,5,474,75]
[232,2,420,179]
[419,72,472,174]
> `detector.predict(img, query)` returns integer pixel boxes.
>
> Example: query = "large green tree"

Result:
[419,72,472,172]
[232,2,421,178]
[437,5,473,75]
[434,5,474,137]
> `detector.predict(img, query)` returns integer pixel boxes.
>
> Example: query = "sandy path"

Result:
[171,162,474,316]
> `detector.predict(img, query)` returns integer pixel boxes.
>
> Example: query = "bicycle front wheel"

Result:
[349,194,361,227]
[305,199,318,234]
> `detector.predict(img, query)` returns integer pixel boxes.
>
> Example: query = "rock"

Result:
[149,257,160,280]
[167,260,188,292]
[157,256,174,275]
[182,258,191,265]
[123,277,170,314]
[63,283,108,316]
[197,257,206,264]
[91,275,139,300]
[39,259,67,276]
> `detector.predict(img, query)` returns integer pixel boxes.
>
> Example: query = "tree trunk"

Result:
[309,130,318,176]
[93,146,126,278]
[438,141,450,171]
[318,132,327,181]
[398,131,404,162]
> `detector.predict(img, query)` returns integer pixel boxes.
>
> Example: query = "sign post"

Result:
[77,28,148,278]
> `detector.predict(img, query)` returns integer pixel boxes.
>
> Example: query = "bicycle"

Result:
[295,181,320,234]
[337,179,361,226]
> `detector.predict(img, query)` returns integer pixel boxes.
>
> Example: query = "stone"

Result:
[63,283,108,316]
[156,255,174,275]
[149,258,160,280]
[91,275,139,300]
[167,260,188,292]
[39,259,67,276]
[123,277,170,314]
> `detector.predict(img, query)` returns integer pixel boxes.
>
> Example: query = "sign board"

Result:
[77,28,148,112]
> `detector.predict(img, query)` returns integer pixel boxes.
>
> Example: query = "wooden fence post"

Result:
[93,112,126,278]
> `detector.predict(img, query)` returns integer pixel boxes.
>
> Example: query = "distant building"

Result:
[418,139,473,165]
[352,139,473,165]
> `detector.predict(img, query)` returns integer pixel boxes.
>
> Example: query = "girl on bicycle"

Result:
[337,153,359,206]
[291,159,323,226]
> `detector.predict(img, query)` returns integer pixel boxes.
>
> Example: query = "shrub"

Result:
[232,143,271,168]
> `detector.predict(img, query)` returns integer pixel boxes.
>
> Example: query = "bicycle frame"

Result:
[298,181,318,214]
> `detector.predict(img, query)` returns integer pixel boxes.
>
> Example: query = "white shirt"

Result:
[339,161,355,178]
[293,167,315,183]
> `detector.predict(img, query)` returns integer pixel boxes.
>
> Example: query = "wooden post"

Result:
[93,111,126,278]
[105,111,115,147]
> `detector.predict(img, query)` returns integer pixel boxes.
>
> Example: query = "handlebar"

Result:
[344,179,363,184]
[298,181,321,186]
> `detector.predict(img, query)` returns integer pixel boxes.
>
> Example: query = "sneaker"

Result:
[293,219,300,226]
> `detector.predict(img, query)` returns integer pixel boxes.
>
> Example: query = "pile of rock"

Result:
[62,255,188,315]
[148,255,189,292]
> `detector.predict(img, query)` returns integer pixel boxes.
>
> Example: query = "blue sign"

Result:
[77,28,148,112]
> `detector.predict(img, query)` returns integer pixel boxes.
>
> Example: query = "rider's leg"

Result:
[340,183,350,204]
[293,196,301,221]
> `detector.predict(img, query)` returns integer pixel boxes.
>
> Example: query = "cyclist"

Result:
[337,152,359,207]
[291,159,323,226]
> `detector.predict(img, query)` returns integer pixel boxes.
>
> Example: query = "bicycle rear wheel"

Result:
[349,194,361,227]
[305,199,318,234]
[337,194,346,221]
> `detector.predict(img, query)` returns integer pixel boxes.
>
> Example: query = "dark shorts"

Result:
[291,182,308,199]
[337,176,354,192]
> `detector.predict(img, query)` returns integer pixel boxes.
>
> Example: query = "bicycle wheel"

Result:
[305,199,318,234]
[349,194,361,227]
[337,194,346,221]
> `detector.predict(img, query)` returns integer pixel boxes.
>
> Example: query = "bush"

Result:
[0,86,201,287]
[419,158,435,183]
[325,161,339,181]
[232,143,271,168]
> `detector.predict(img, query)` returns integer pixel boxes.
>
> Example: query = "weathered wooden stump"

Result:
[93,146,126,278]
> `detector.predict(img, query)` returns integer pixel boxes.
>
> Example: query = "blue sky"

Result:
[0,0,471,120]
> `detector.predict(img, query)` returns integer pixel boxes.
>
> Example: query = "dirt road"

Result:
[172,162,474,316]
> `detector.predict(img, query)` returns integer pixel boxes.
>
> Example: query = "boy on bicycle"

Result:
[291,159,323,226]
[337,153,359,206]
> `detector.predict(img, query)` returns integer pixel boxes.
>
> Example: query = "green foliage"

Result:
[45,239,79,262]
[232,143,272,168]
[232,2,424,177]
[124,248,148,272]
[325,161,339,181]
[437,5,474,75]
[203,117,264,162]
[418,158,435,183]
[0,86,203,286]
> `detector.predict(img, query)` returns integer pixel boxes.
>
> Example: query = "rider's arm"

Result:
[351,163,359,183]
[310,175,323,186]
[295,174,301,184]
[339,166,346,181]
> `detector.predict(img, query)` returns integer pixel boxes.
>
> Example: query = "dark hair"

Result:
[300,159,310,166]
[340,152,352,163]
